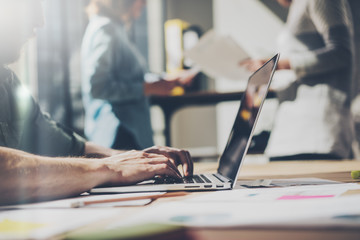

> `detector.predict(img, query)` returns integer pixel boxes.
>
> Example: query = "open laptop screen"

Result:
[217,54,279,183]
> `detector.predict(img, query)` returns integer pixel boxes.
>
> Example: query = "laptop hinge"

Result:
[213,173,232,183]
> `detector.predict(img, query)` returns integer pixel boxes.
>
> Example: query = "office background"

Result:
[11,0,360,159]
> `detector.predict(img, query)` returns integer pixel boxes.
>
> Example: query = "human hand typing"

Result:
[144,146,193,177]
[99,150,184,186]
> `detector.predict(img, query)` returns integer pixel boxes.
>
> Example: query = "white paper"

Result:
[114,183,360,229]
[0,192,165,209]
[0,209,120,240]
[189,183,356,203]
[185,30,252,80]
[83,199,152,208]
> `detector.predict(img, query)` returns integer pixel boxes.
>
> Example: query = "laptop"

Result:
[91,53,280,194]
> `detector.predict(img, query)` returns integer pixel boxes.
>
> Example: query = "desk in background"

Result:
[150,91,277,146]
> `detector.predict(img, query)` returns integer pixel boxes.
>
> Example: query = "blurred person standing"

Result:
[242,0,355,160]
[82,0,193,150]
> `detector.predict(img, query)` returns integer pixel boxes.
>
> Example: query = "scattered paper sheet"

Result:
[112,183,360,229]
[187,183,354,203]
[185,30,252,80]
[0,192,164,210]
[0,209,120,240]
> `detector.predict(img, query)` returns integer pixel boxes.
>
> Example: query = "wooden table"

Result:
[66,160,360,240]
[189,160,360,240]
[149,91,276,146]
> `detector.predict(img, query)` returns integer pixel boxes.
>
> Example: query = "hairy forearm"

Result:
[0,146,193,205]
[0,147,108,205]
[84,142,126,158]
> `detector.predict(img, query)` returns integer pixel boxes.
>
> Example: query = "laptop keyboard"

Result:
[154,174,214,184]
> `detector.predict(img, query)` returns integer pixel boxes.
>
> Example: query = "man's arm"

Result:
[84,143,194,177]
[0,147,184,206]
[0,147,103,205]
[84,141,125,158]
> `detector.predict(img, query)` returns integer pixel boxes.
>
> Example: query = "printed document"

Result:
[185,30,252,80]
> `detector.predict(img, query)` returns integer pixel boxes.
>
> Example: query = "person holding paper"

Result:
[0,0,193,205]
[241,0,355,160]
[82,0,196,150]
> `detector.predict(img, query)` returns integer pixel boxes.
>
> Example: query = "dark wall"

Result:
[37,0,88,133]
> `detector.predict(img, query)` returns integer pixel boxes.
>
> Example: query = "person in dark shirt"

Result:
[0,0,193,205]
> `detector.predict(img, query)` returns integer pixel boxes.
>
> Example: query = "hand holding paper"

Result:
[185,30,252,80]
